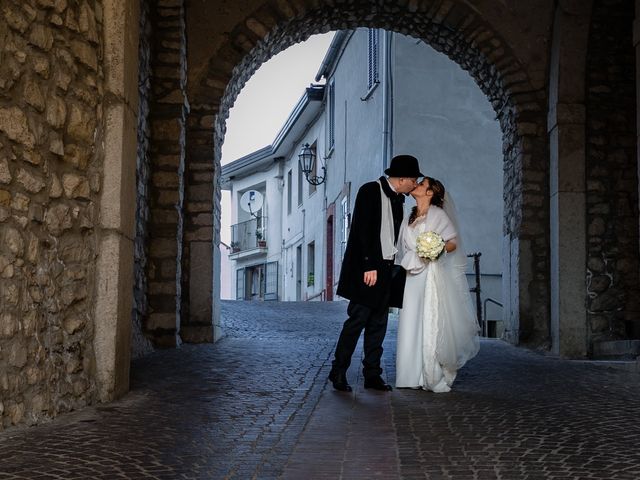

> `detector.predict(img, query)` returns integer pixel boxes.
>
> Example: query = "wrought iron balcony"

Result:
[229,217,267,257]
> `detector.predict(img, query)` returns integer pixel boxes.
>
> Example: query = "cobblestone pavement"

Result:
[1,301,640,479]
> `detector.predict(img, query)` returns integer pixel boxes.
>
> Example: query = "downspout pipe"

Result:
[381,31,393,170]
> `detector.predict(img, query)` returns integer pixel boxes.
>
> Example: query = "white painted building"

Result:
[221,29,503,325]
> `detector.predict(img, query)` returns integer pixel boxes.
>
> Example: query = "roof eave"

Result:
[314,30,351,81]
[220,86,325,187]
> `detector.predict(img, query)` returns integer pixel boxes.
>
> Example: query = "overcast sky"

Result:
[219,33,335,299]
[221,32,335,164]
[220,32,334,247]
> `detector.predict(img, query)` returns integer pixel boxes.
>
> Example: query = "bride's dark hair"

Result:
[409,177,446,225]
[428,177,446,207]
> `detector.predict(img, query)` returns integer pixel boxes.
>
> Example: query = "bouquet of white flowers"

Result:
[416,231,445,261]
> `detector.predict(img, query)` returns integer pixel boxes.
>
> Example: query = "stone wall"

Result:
[586,0,640,347]
[132,0,154,358]
[0,0,103,428]
[181,105,215,343]
[144,0,188,347]
[133,0,214,349]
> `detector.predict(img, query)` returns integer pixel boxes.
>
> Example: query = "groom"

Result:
[329,155,423,392]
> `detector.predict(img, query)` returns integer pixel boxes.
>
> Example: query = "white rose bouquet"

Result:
[416,231,445,261]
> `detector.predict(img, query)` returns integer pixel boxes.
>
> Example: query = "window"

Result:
[340,195,350,263]
[341,196,350,245]
[297,161,303,206]
[236,268,245,300]
[327,80,335,151]
[236,262,279,301]
[264,261,279,300]
[307,241,315,286]
[367,28,380,90]
[287,169,292,214]
[296,244,302,300]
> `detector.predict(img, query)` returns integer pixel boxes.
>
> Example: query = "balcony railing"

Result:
[230,217,267,254]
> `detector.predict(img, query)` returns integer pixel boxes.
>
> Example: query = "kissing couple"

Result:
[328,154,480,393]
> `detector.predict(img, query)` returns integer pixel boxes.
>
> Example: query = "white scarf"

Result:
[377,180,397,260]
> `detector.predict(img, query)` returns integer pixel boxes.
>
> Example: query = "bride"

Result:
[395,177,480,392]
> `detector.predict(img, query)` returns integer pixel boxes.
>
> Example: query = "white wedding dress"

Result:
[395,204,480,392]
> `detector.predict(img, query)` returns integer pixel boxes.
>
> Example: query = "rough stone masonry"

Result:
[0,0,103,428]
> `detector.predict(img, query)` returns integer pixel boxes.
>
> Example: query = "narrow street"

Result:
[1,301,639,479]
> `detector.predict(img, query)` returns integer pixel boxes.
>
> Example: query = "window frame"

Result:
[297,161,303,207]
[367,28,380,91]
[341,195,350,245]
[307,241,315,287]
[287,169,292,214]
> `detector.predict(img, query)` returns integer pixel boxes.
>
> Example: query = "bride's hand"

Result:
[364,270,377,286]
[445,239,457,253]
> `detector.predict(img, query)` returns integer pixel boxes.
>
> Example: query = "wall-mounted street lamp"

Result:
[298,143,325,185]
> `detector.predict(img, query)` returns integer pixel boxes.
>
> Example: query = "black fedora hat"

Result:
[384,155,424,178]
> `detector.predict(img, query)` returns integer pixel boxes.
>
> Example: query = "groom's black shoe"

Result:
[364,376,393,391]
[329,372,352,392]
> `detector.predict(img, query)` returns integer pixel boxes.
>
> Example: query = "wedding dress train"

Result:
[395,205,479,392]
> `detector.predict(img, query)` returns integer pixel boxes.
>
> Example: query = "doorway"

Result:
[246,264,265,300]
[326,213,334,301]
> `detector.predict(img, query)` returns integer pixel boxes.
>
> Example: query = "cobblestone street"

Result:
[1,301,640,479]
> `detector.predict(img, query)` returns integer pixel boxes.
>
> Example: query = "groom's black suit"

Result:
[332,176,406,381]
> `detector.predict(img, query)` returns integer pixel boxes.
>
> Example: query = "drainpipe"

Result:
[343,99,348,185]
[282,240,286,300]
[302,207,306,301]
[381,30,393,170]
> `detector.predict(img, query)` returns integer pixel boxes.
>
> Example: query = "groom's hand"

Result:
[364,270,377,287]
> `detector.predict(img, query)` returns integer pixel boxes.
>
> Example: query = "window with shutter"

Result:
[341,195,350,260]
[264,261,278,300]
[236,268,245,300]
[367,29,379,90]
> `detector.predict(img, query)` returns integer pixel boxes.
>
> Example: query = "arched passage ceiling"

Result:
[185,0,553,109]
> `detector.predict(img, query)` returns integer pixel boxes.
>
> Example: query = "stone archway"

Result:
[6,0,640,430]
[186,1,551,348]
[583,0,639,352]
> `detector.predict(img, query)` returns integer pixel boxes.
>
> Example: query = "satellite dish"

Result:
[240,190,264,216]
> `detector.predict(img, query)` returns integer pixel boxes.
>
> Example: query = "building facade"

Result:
[222,29,503,324]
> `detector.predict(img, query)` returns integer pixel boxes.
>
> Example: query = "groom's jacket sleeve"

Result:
[350,182,383,272]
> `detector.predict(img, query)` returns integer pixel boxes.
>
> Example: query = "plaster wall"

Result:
[327,30,387,193]
[280,121,326,301]
[392,35,504,306]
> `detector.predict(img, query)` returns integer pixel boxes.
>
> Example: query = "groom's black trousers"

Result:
[331,288,391,380]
